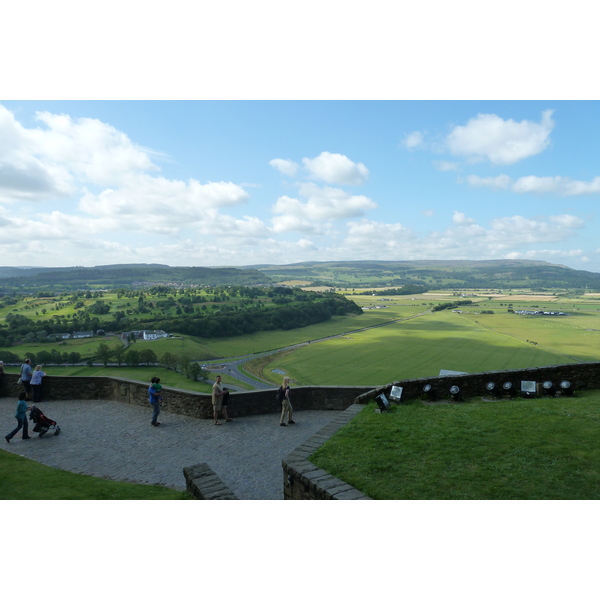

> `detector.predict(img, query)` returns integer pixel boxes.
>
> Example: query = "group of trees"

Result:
[138,293,362,339]
[0,349,82,366]
[357,284,430,296]
[94,343,208,381]
[0,288,361,359]
[432,300,474,312]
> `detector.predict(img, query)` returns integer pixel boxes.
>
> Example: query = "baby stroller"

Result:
[29,405,61,437]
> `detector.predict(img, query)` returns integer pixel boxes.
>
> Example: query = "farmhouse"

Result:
[143,330,168,340]
[50,332,71,340]
[121,329,168,341]
[514,310,567,316]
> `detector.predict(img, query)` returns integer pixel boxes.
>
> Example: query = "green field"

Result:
[257,309,585,386]
[193,302,426,358]
[4,289,600,390]
[310,392,600,500]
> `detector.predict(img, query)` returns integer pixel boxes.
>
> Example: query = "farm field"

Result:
[198,302,426,358]
[5,336,123,360]
[255,309,585,386]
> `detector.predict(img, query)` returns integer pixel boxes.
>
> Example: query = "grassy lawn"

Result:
[258,310,577,386]
[310,392,600,500]
[0,450,190,500]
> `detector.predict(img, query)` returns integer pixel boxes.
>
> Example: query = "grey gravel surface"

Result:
[0,397,340,499]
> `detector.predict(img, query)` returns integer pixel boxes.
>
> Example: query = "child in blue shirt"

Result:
[5,392,31,443]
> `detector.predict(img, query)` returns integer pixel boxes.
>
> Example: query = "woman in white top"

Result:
[30,365,46,403]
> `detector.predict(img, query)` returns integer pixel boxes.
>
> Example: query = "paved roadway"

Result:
[1,396,341,499]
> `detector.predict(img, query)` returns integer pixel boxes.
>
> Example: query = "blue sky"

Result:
[2,100,599,271]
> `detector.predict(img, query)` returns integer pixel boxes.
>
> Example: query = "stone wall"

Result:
[183,463,238,500]
[282,404,371,500]
[2,361,600,420]
[355,362,600,405]
[0,372,371,419]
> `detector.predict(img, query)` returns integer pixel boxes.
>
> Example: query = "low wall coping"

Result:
[183,463,238,500]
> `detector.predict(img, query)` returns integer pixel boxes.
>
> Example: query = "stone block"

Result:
[333,488,368,500]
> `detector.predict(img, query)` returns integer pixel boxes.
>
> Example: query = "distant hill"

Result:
[0,264,271,292]
[1,260,600,293]
[255,259,600,291]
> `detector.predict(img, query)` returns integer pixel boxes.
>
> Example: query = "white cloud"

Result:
[446,110,555,165]
[505,249,585,261]
[422,209,435,217]
[452,211,477,226]
[269,158,299,177]
[513,175,600,195]
[512,175,563,194]
[464,173,600,196]
[0,105,160,205]
[465,174,512,190]
[549,214,585,228]
[329,212,584,263]
[271,183,377,233]
[433,160,459,171]
[302,151,369,185]
[402,131,424,149]
[80,176,248,224]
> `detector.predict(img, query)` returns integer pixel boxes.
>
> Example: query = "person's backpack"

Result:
[275,387,284,405]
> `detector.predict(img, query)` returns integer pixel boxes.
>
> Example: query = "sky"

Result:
[2,99,600,272]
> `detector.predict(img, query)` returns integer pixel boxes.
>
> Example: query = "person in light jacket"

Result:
[20,358,33,399]
[30,365,46,403]
[279,376,295,426]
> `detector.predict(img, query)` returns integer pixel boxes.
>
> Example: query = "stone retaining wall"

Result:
[0,372,371,419]
[354,362,600,405]
[282,404,371,500]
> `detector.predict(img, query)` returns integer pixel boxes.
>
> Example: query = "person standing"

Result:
[5,392,32,443]
[20,358,33,399]
[279,376,295,427]
[212,375,226,425]
[30,365,46,403]
[148,376,161,426]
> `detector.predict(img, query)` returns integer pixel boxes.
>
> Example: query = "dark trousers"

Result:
[32,385,43,402]
[7,416,28,440]
[151,402,160,424]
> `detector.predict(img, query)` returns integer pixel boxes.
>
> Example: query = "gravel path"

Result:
[0,397,341,499]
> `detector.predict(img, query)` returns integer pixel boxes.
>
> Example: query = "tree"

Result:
[160,352,177,370]
[188,362,202,381]
[96,342,113,367]
[113,346,126,366]
[139,349,158,365]
[68,351,81,365]
[177,354,192,377]
[125,349,140,366]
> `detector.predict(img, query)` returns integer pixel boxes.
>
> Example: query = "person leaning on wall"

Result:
[279,376,295,427]
[20,358,33,399]
[30,365,46,403]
